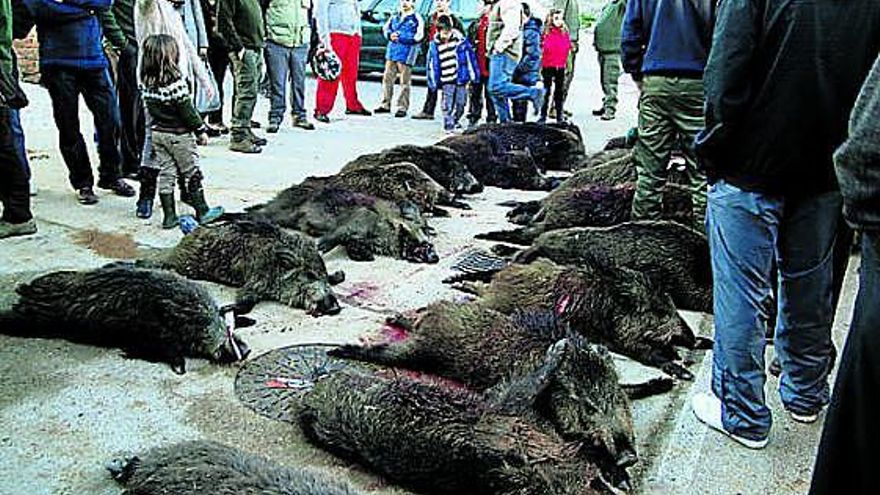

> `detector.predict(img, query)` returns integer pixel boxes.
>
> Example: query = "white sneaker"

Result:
[691,393,769,450]
[789,410,820,424]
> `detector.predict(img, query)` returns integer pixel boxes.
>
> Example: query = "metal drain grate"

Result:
[234,344,365,423]
[444,248,509,284]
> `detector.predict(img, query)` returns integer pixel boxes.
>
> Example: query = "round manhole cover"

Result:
[235,344,365,423]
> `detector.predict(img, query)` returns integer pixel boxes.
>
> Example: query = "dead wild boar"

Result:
[519,222,713,313]
[330,304,646,482]
[572,148,634,171]
[480,182,694,245]
[452,259,703,379]
[251,186,439,263]
[107,440,364,495]
[149,216,343,316]
[437,133,558,190]
[299,347,615,495]
[341,144,482,194]
[463,122,586,171]
[0,265,250,374]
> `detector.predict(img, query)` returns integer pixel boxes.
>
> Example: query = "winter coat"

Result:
[314,0,360,46]
[217,0,265,52]
[466,12,489,77]
[593,0,624,54]
[200,0,228,51]
[513,16,541,86]
[23,0,111,70]
[1,0,13,76]
[836,55,880,231]
[383,11,425,66]
[541,26,570,69]
[135,0,213,95]
[171,0,208,51]
[264,0,311,47]
[695,0,880,198]
[621,0,714,78]
[427,30,479,91]
[111,0,136,43]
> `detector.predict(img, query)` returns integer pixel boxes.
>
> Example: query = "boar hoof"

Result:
[661,362,693,381]
[328,270,346,285]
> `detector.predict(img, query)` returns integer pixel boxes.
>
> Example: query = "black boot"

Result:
[159,193,179,229]
[186,170,224,224]
[136,168,159,219]
[177,174,193,206]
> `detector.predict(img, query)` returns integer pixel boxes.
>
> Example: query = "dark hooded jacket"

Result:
[695,0,880,197]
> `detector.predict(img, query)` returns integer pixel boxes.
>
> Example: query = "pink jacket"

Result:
[541,27,571,69]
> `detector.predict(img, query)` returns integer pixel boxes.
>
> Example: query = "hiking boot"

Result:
[77,187,99,205]
[98,178,136,197]
[247,129,267,146]
[345,108,372,116]
[250,120,261,129]
[411,112,433,120]
[601,111,616,121]
[691,393,769,450]
[592,107,605,116]
[374,106,391,114]
[159,193,179,229]
[266,122,280,134]
[136,167,159,219]
[0,218,37,239]
[314,113,330,124]
[394,110,407,118]
[292,116,315,130]
[229,131,262,154]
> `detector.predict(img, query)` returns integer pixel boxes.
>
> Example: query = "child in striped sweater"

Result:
[426,15,480,132]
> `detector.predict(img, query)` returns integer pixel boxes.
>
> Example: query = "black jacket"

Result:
[695,0,880,197]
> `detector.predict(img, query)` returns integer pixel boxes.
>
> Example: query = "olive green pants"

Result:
[230,48,264,130]
[598,52,621,115]
[632,75,707,228]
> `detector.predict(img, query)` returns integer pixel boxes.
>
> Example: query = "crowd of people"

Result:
[1,0,880,491]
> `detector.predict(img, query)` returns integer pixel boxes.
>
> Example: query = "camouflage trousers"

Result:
[632,75,707,229]
[597,52,620,116]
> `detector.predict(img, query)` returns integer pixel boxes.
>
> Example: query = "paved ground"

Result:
[0,31,853,495]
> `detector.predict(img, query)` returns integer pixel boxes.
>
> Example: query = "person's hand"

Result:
[390,32,400,41]
[196,132,209,146]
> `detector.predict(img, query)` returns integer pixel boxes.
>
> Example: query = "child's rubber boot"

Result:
[188,187,224,225]
[159,193,179,229]
[136,167,159,219]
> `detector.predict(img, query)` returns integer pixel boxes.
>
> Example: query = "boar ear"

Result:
[275,248,298,266]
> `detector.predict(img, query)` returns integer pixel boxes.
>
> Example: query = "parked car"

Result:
[359,0,480,76]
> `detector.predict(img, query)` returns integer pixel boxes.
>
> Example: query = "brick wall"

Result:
[13,30,41,84]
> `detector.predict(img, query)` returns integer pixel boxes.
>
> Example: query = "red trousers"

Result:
[315,33,366,115]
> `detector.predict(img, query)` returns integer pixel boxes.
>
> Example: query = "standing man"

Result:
[0,0,36,238]
[218,0,268,153]
[312,0,371,123]
[101,0,141,178]
[551,0,576,119]
[263,0,316,132]
[692,0,880,450]
[23,0,136,205]
[621,0,713,227]
[486,0,543,123]
[591,0,624,121]
[810,53,880,495]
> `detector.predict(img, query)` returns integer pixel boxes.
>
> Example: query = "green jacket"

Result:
[553,0,579,42]
[218,0,265,52]
[263,0,310,48]
[1,0,12,76]
[593,0,625,54]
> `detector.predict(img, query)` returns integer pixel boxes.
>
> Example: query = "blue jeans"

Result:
[9,109,29,177]
[488,54,538,123]
[265,40,309,123]
[809,231,880,495]
[707,180,842,440]
[441,83,467,130]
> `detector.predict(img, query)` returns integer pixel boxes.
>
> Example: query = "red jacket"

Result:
[541,26,571,69]
[475,13,490,76]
